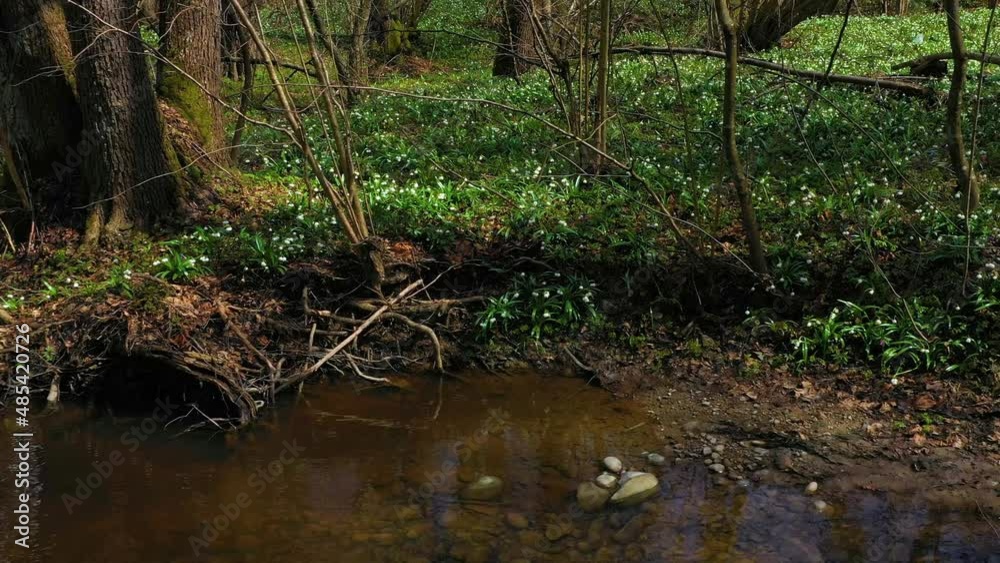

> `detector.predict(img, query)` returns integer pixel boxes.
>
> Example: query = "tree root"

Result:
[277,279,425,394]
[136,347,258,425]
[302,281,482,376]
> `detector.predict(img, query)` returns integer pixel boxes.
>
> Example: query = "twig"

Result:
[347,356,392,383]
[277,280,423,392]
[382,312,444,371]
[979,500,1000,539]
[562,346,595,372]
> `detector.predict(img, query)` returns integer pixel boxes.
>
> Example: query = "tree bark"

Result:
[0,0,82,187]
[351,0,374,85]
[68,0,183,245]
[944,0,978,213]
[160,0,226,161]
[715,0,768,275]
[726,0,840,50]
[493,0,536,77]
[594,0,611,169]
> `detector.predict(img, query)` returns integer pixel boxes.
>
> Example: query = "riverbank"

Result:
[1,230,997,478]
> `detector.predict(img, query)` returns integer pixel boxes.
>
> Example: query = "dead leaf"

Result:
[912,433,927,446]
[914,394,937,411]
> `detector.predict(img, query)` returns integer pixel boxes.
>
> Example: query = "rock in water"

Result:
[805,481,819,495]
[595,473,618,489]
[577,482,613,512]
[619,470,644,485]
[646,453,666,466]
[603,456,623,473]
[505,512,529,529]
[609,473,660,506]
[460,475,503,501]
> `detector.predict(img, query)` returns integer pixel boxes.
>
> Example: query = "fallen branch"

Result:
[221,56,322,78]
[217,301,274,372]
[277,279,424,393]
[892,52,1000,71]
[347,355,392,383]
[350,296,485,315]
[382,311,444,371]
[611,45,929,96]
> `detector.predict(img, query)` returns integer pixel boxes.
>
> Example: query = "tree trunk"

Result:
[715,0,768,275]
[493,0,536,77]
[726,0,840,50]
[160,0,226,162]
[351,0,374,85]
[594,0,612,169]
[68,0,183,245]
[944,0,978,213]
[0,0,82,187]
[230,15,255,162]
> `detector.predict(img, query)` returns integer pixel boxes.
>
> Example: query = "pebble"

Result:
[610,473,660,506]
[577,481,613,512]
[774,450,794,471]
[595,473,618,489]
[603,456,623,473]
[505,512,529,529]
[460,475,504,501]
[646,453,666,466]
[709,463,726,474]
[545,524,569,542]
[805,481,819,495]
[702,446,713,456]
[814,500,828,512]
[713,444,725,453]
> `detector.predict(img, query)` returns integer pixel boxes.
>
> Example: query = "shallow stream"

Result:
[1,372,997,562]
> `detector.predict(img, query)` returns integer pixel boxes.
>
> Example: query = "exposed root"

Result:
[135,347,258,425]
[277,279,425,394]
[381,311,444,371]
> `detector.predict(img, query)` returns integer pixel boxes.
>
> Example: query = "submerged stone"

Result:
[460,475,503,501]
[610,473,659,506]
[577,481,613,512]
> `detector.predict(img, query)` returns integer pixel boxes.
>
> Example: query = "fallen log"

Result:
[892,52,1000,72]
[610,45,930,96]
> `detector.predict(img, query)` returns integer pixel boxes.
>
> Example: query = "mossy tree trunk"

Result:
[68,0,183,246]
[160,0,226,163]
[0,0,82,191]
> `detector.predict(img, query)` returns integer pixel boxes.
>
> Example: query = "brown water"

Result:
[0,372,997,563]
